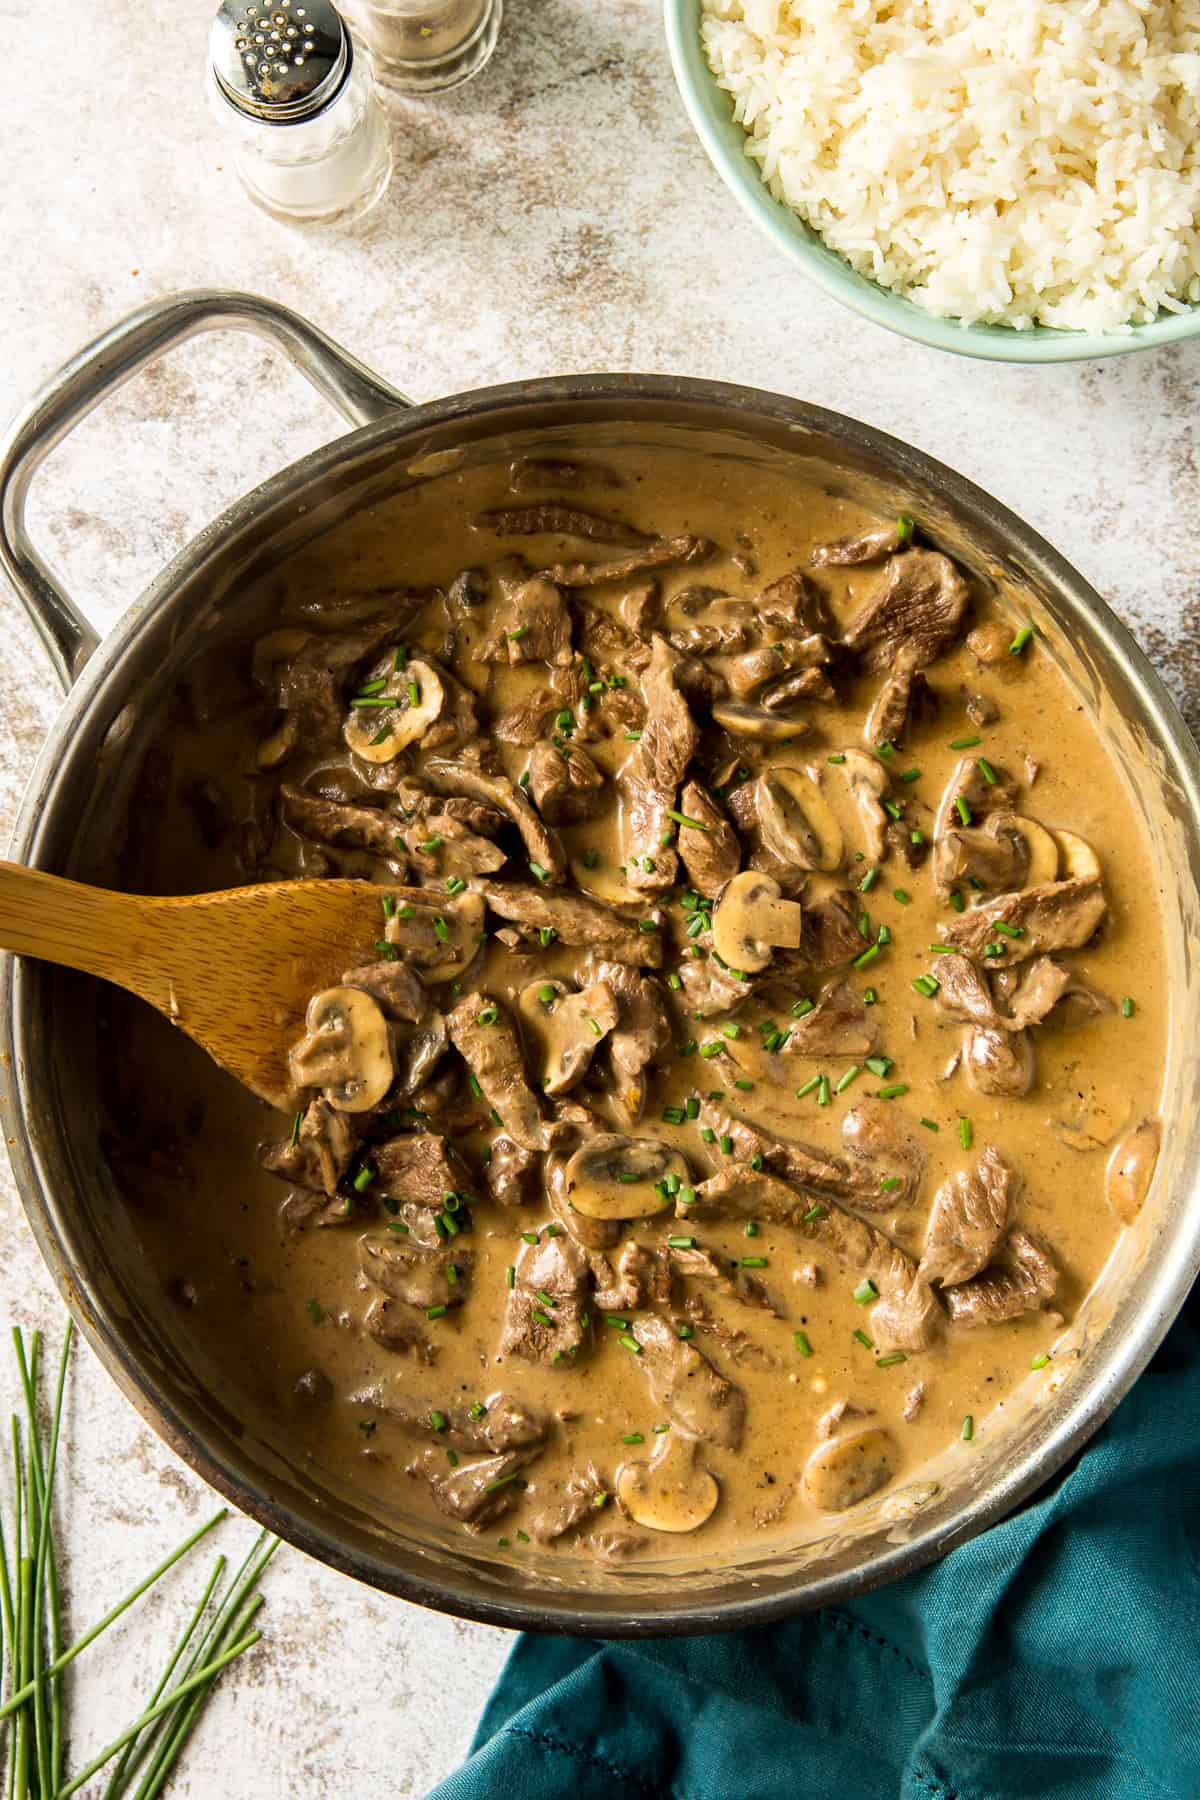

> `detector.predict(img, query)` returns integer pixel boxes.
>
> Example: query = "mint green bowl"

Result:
[664,0,1200,363]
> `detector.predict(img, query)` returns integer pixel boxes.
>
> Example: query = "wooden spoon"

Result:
[0,863,401,1111]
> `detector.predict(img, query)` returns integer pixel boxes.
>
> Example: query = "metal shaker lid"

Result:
[210,0,351,124]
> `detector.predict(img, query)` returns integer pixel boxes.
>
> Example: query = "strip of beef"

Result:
[393,1015,450,1097]
[756,568,836,635]
[668,1244,783,1317]
[478,575,574,668]
[397,812,507,879]
[569,596,653,675]
[676,780,742,898]
[482,883,663,968]
[528,981,619,1096]
[364,1295,435,1360]
[726,635,836,703]
[586,958,672,1124]
[777,889,865,973]
[261,1098,356,1197]
[816,1398,873,1438]
[590,1242,672,1312]
[509,457,621,493]
[371,1134,463,1209]
[393,780,508,839]
[677,947,755,1018]
[682,1294,780,1370]
[487,1134,541,1206]
[942,1230,1058,1325]
[267,618,410,754]
[1004,957,1077,1028]
[491,689,563,745]
[842,549,970,673]
[934,756,1020,839]
[935,952,1006,1029]
[942,879,1106,963]
[782,982,879,1057]
[353,1384,544,1453]
[340,958,428,1023]
[528,740,605,824]
[445,995,561,1153]
[840,1099,928,1209]
[426,1447,541,1529]
[279,1187,356,1230]
[630,1315,745,1448]
[624,636,699,893]
[281,785,404,862]
[500,1231,591,1364]
[863,650,932,749]
[528,1468,609,1544]
[935,815,1031,895]
[682,1169,939,1352]
[812,522,905,566]
[382,889,484,975]
[474,505,650,546]
[422,753,566,880]
[543,535,713,588]
[965,1025,1036,1097]
[708,1109,882,1208]
[359,1232,471,1313]
[920,1147,1016,1287]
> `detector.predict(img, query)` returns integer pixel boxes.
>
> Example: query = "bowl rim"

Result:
[4,371,1200,1636]
[663,0,1200,364]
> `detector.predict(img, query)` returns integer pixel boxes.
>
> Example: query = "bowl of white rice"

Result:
[665,0,1200,360]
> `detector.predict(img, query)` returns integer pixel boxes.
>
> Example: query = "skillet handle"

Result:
[0,289,412,691]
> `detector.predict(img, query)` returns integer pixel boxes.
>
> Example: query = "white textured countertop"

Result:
[1,1,1197,1793]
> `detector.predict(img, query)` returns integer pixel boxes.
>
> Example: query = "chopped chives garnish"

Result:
[1031,1352,1051,1370]
[387,1220,410,1235]
[638,918,658,933]
[624,730,642,741]
[1122,996,1135,1017]
[853,1279,878,1304]
[484,1472,525,1494]
[426,1305,448,1320]
[622,1432,645,1445]
[745,1218,760,1237]
[893,888,912,906]
[911,828,925,845]
[429,1410,448,1432]
[864,1056,892,1077]
[740,1256,768,1269]
[722,1023,741,1039]
[879,1176,901,1192]
[876,1352,908,1368]
[667,809,709,831]
[853,1328,874,1350]
[508,626,529,641]
[654,1422,669,1435]
[700,1041,724,1059]
[531,1309,554,1328]
[679,1185,696,1206]
[959,1116,973,1150]
[617,1171,642,1184]
[929,943,956,955]
[582,847,599,868]
[835,1064,860,1093]
[515,1529,530,1542]
[467,1074,482,1097]
[667,972,683,991]
[529,860,550,882]
[521,1230,540,1245]
[794,1330,812,1356]
[662,1105,685,1125]
[506,1265,516,1289]
[734,1078,754,1092]
[961,1414,975,1441]
[899,768,921,784]
[858,911,871,939]
[792,998,814,1018]
[860,868,879,893]
[677,1325,694,1340]
[877,924,892,946]
[876,1083,909,1099]
[469,1401,488,1419]
[750,1153,764,1173]
[588,1017,602,1037]
[686,1096,700,1120]
[539,926,556,947]
[795,1076,821,1099]
[668,1235,696,1249]
[955,796,973,826]
[352,1164,376,1193]
[863,987,878,1005]
[948,890,966,913]
[854,943,881,969]
[535,1289,557,1309]
[896,512,915,544]
[993,921,1025,938]
[949,735,981,750]
[719,1134,734,1156]
[877,740,895,758]
[920,1117,939,1132]
[803,1204,826,1222]
[445,876,467,895]
[477,1005,499,1026]
[349,696,392,708]
[538,983,555,1004]
[1009,627,1033,655]
[397,902,415,918]
[307,1298,322,1323]
[977,756,998,785]
[290,1110,303,1146]
[433,915,450,942]
[619,1335,642,1354]
[913,975,940,998]
[393,646,408,670]
[827,753,847,765]
[817,1075,832,1107]
[700,1126,716,1143]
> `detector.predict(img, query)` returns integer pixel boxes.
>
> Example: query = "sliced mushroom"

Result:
[616,1432,719,1534]
[343,658,444,762]
[1009,815,1061,887]
[711,871,803,975]
[560,1134,686,1220]
[289,987,394,1113]
[710,699,812,742]
[802,1428,896,1513]
[384,890,485,983]
[1107,1118,1160,1223]
[756,768,844,874]
[517,979,619,1096]
[837,750,890,863]
[568,854,642,908]
[252,627,311,692]
[1052,828,1101,884]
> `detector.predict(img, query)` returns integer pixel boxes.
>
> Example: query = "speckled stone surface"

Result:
[0,0,1197,1792]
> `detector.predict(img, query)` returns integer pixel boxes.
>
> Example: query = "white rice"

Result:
[700,0,1200,331]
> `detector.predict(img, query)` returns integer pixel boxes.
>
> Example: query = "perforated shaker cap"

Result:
[210,0,352,124]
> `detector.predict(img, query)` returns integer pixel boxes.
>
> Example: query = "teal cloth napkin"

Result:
[428,1290,1199,1800]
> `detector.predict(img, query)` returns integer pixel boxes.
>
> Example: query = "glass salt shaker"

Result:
[208,0,393,224]
[343,0,503,94]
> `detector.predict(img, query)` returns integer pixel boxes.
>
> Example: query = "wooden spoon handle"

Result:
[0,861,171,1005]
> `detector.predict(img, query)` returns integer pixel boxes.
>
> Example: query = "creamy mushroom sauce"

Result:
[106,444,1167,1560]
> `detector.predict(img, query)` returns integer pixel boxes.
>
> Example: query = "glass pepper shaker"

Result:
[342,0,502,94]
[208,0,393,224]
